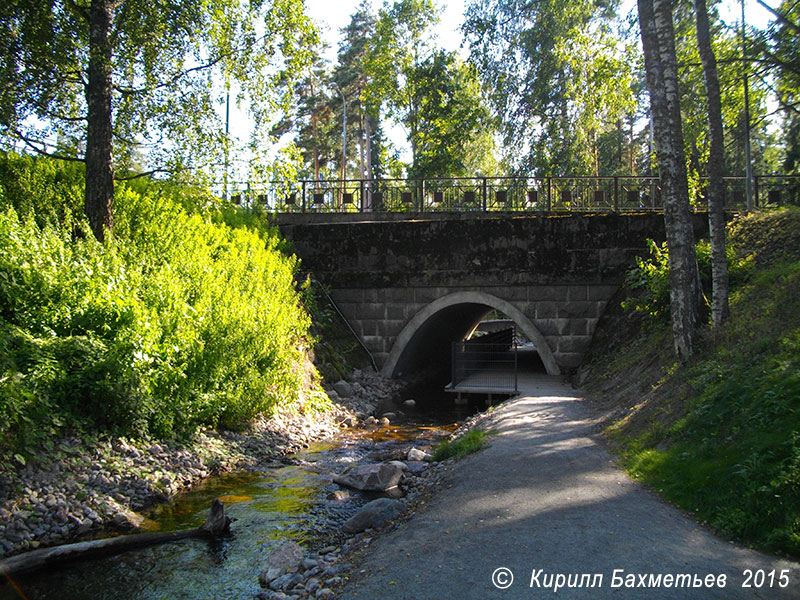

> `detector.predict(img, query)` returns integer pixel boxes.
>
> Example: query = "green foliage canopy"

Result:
[0,0,317,182]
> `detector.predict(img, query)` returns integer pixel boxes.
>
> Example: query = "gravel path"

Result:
[339,374,800,600]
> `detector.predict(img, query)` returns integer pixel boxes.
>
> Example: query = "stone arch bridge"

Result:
[277,212,707,378]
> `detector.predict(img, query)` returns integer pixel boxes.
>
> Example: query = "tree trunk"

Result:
[695,0,730,328]
[0,500,232,577]
[638,0,703,361]
[84,0,114,242]
[364,112,373,180]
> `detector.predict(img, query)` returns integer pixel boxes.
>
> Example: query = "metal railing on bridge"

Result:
[222,174,800,214]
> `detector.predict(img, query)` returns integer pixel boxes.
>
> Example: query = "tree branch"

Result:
[113,56,225,96]
[5,128,86,163]
[756,0,800,35]
[114,167,179,181]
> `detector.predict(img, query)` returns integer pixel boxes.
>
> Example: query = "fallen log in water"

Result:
[0,498,232,578]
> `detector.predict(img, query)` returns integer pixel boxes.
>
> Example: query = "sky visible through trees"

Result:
[234,0,779,179]
[0,0,792,192]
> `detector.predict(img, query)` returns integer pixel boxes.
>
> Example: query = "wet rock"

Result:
[305,577,321,594]
[112,510,144,531]
[332,463,404,492]
[259,540,305,586]
[326,490,350,501]
[270,572,303,592]
[403,399,416,407]
[341,498,405,534]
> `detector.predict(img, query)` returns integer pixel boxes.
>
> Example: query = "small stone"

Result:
[326,490,350,501]
[407,448,433,462]
[403,399,416,407]
[270,572,303,592]
[316,588,336,600]
[76,518,93,535]
[332,381,353,398]
[305,577,321,594]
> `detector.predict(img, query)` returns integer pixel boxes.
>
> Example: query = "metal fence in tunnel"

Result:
[450,341,519,393]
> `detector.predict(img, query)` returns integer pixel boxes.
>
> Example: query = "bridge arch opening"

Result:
[381,291,560,381]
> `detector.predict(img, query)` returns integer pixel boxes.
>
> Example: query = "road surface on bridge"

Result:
[339,374,799,599]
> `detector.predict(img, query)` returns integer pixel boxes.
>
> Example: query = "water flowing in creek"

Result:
[1,391,489,600]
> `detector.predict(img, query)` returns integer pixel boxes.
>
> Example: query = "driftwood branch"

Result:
[0,499,232,578]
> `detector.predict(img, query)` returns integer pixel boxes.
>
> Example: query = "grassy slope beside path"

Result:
[580,207,800,557]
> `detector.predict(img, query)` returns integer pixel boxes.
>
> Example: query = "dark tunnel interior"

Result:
[390,302,546,386]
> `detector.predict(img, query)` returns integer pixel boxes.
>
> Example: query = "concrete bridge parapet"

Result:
[278,212,708,376]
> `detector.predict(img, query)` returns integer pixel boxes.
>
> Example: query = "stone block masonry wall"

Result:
[279,213,709,374]
[331,283,619,373]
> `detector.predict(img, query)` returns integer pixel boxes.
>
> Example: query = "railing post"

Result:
[514,342,518,392]
[302,180,307,213]
[451,342,457,386]
[754,175,759,209]
[613,176,619,213]
[482,177,488,211]
[419,178,425,212]
[547,177,552,211]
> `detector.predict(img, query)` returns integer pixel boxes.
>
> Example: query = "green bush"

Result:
[622,238,753,319]
[0,154,315,460]
[0,151,84,229]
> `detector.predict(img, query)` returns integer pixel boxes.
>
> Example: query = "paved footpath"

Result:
[339,375,800,600]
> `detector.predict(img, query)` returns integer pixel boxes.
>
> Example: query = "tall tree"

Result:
[0,0,316,241]
[462,0,628,175]
[694,0,729,327]
[770,2,800,180]
[638,0,703,361]
[363,0,497,177]
[335,1,382,180]
[403,51,497,177]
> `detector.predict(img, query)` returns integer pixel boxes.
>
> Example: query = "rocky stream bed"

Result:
[0,370,489,599]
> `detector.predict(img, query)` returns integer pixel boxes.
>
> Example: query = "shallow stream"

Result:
[0,391,486,600]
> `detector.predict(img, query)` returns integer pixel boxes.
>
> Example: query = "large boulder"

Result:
[259,540,305,587]
[332,463,404,492]
[342,498,405,534]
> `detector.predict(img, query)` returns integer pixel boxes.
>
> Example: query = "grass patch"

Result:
[583,207,800,557]
[432,429,490,461]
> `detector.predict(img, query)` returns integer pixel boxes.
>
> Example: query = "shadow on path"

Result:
[339,375,799,600]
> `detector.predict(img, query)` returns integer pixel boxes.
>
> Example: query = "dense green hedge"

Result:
[0,153,313,460]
